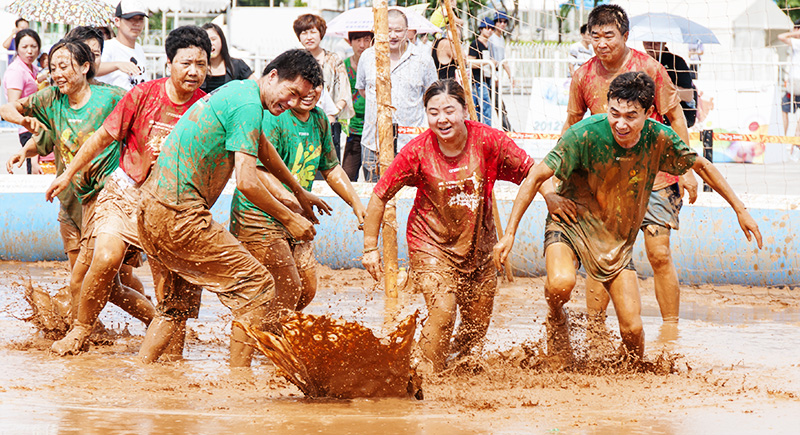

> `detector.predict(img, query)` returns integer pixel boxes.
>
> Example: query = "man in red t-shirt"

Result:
[47,26,211,356]
[561,5,698,326]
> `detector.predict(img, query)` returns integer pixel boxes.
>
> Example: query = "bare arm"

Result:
[361,193,388,280]
[778,29,800,45]
[2,32,15,50]
[321,164,367,225]
[6,88,22,103]
[677,87,694,103]
[493,162,556,269]
[358,89,365,99]
[665,104,699,203]
[6,137,38,173]
[691,156,762,248]
[0,98,45,134]
[96,61,140,77]
[45,127,115,201]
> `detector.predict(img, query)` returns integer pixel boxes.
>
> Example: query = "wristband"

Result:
[363,246,379,254]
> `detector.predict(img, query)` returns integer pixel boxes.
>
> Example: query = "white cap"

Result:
[115,0,148,19]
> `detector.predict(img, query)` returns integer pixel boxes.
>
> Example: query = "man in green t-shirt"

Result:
[341,31,373,181]
[494,72,762,361]
[137,49,330,367]
[230,85,366,367]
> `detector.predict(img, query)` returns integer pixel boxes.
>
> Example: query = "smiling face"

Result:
[168,46,208,95]
[262,70,314,116]
[607,97,654,148]
[298,27,322,52]
[591,24,628,64]
[49,48,90,95]
[205,28,222,60]
[387,16,408,51]
[17,35,39,66]
[292,85,322,117]
[426,93,468,143]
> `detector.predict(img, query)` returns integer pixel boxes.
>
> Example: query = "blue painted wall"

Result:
[1,183,797,287]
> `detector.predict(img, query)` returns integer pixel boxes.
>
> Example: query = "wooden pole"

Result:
[442,0,514,282]
[374,0,398,298]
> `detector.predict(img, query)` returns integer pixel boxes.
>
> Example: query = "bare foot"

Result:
[545,307,573,367]
[50,323,92,356]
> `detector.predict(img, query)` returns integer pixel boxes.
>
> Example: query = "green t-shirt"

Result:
[23,84,124,204]
[344,56,365,136]
[230,107,339,241]
[34,129,80,228]
[143,80,264,209]
[543,114,697,282]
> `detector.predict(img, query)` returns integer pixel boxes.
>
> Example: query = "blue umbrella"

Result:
[629,12,720,44]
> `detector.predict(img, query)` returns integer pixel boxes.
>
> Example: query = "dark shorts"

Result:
[543,229,636,272]
[782,93,800,113]
[641,183,682,236]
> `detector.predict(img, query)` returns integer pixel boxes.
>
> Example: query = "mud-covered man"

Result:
[494,72,762,361]
[134,49,331,366]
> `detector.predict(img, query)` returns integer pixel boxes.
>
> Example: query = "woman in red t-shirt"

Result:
[362,79,535,373]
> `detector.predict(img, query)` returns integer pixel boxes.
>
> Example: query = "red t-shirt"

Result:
[567,49,682,189]
[374,120,534,272]
[103,77,206,184]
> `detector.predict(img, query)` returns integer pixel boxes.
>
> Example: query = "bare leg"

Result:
[783,110,789,136]
[544,243,578,359]
[119,264,145,295]
[605,270,645,358]
[585,277,610,319]
[295,266,317,311]
[108,275,156,325]
[67,260,90,324]
[72,233,127,326]
[230,299,282,368]
[67,250,79,271]
[139,315,181,363]
[644,231,680,323]
[451,278,496,357]
[161,320,187,362]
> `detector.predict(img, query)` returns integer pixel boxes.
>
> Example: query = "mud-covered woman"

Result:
[361,79,536,373]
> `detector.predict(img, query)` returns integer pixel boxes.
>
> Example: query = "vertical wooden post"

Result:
[443,0,514,282]
[374,0,398,298]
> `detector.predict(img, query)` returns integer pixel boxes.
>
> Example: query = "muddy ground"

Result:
[1,261,799,434]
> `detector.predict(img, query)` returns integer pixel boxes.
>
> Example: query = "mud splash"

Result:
[239,311,421,399]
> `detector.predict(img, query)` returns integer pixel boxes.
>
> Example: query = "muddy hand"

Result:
[362,250,382,281]
[297,190,331,224]
[6,153,24,173]
[738,210,763,249]
[285,213,316,241]
[492,233,515,271]
[46,173,71,202]
[679,172,699,204]
[354,203,367,230]
[20,116,45,135]
[543,192,577,224]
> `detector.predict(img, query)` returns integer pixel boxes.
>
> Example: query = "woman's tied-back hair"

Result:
[423,79,467,109]
[607,71,655,111]
[262,49,324,88]
[587,4,629,35]
[49,40,96,81]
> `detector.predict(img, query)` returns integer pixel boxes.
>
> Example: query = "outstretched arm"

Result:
[6,137,39,173]
[46,127,115,201]
[321,165,367,226]
[493,162,556,269]
[665,104,699,203]
[691,156,763,249]
[361,193,388,281]
[0,98,45,134]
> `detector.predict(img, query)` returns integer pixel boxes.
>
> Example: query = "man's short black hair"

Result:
[580,24,588,35]
[607,71,655,111]
[15,18,28,27]
[348,31,374,42]
[165,25,212,62]
[262,49,323,88]
[587,4,629,35]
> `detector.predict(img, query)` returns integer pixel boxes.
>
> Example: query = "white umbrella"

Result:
[326,6,440,38]
[629,13,720,44]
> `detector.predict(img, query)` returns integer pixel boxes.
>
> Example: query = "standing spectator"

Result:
[200,23,254,93]
[342,31,373,181]
[432,24,459,80]
[2,28,41,174]
[488,11,512,131]
[643,41,697,128]
[687,38,703,78]
[3,18,28,64]
[778,21,800,136]
[568,24,593,76]
[356,9,437,181]
[96,0,147,90]
[293,14,354,160]
[468,18,494,125]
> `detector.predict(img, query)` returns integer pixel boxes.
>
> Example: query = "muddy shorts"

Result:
[241,227,316,273]
[410,252,498,303]
[94,168,143,249]
[641,183,682,237]
[75,196,98,266]
[57,208,81,254]
[138,192,276,321]
[544,229,635,271]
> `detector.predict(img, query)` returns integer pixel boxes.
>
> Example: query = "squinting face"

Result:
[205,28,222,60]
[295,86,322,114]
[17,35,39,66]
[387,16,408,50]
[264,71,314,116]
[607,97,653,148]
[426,93,467,142]
[168,46,208,94]
[591,24,628,64]
[348,34,372,57]
[116,15,145,39]
[299,27,322,52]
[49,48,89,95]
[83,38,102,72]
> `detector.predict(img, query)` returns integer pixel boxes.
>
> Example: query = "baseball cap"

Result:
[478,18,494,29]
[115,0,148,19]
[495,11,510,22]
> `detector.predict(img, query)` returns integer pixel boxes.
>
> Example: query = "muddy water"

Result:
[1,261,799,434]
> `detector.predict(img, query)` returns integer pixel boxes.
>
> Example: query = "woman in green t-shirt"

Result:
[0,40,155,341]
